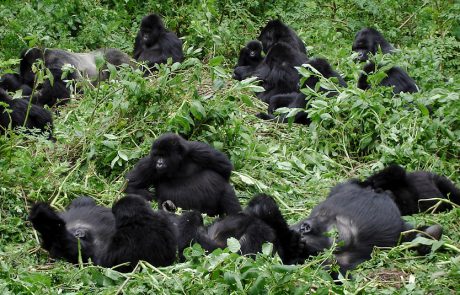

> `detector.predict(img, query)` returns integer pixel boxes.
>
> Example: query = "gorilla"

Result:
[19,47,133,107]
[357,164,460,215]
[133,14,184,72]
[124,133,242,216]
[357,62,418,94]
[0,73,32,95]
[254,42,308,103]
[180,194,305,264]
[258,20,307,55]
[0,88,53,138]
[291,181,442,276]
[256,58,347,124]
[233,40,264,81]
[29,195,178,271]
[352,28,394,62]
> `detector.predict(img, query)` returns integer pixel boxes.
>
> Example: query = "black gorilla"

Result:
[258,20,307,55]
[254,42,308,103]
[184,194,305,264]
[133,14,184,72]
[125,133,242,216]
[358,62,418,94]
[291,181,442,275]
[19,47,133,107]
[257,58,347,124]
[233,40,264,81]
[29,195,178,271]
[358,164,460,215]
[0,88,53,138]
[0,73,32,95]
[352,28,394,62]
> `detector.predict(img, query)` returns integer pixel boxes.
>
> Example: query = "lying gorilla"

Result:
[0,88,53,138]
[29,195,178,271]
[133,14,184,72]
[18,47,133,107]
[0,73,32,96]
[174,194,305,264]
[254,42,308,103]
[291,181,442,276]
[357,164,460,215]
[125,133,242,216]
[258,19,307,55]
[357,62,418,94]
[256,58,347,124]
[352,28,394,62]
[233,40,264,81]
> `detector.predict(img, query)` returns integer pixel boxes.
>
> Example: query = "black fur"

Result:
[352,28,394,62]
[0,88,53,138]
[358,62,418,94]
[125,133,241,216]
[0,73,32,95]
[254,42,308,103]
[258,20,306,55]
[133,14,184,72]
[358,164,460,215]
[233,40,264,81]
[29,196,179,272]
[96,196,177,271]
[292,182,442,276]
[188,194,304,264]
[19,47,132,107]
[257,58,347,124]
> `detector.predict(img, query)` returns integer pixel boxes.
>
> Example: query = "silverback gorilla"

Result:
[124,133,242,216]
[291,181,442,276]
[29,195,178,272]
[133,14,184,72]
[358,164,460,215]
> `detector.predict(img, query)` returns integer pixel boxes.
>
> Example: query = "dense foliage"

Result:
[1,0,459,293]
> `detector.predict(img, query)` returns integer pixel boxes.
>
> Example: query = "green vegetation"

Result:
[1,0,459,293]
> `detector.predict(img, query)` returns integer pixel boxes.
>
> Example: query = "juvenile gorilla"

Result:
[258,19,307,55]
[358,164,460,215]
[29,195,178,271]
[184,194,305,264]
[19,47,133,107]
[125,133,242,216]
[257,58,347,124]
[357,62,418,94]
[291,182,442,275]
[352,28,394,62]
[0,88,53,138]
[233,40,263,81]
[133,14,184,72]
[254,42,308,103]
[0,73,32,95]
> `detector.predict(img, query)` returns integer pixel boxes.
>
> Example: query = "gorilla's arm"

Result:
[187,141,233,180]
[29,203,80,262]
[125,156,156,200]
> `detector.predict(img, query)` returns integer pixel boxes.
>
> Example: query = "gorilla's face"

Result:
[352,33,375,62]
[141,25,161,47]
[150,135,187,176]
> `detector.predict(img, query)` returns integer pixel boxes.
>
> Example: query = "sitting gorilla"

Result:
[352,28,394,62]
[357,62,418,94]
[181,194,305,264]
[0,73,32,96]
[124,133,242,216]
[233,40,264,81]
[133,14,184,72]
[18,47,133,107]
[258,19,307,55]
[357,164,460,215]
[291,181,442,276]
[0,88,53,139]
[257,58,347,124]
[254,42,308,103]
[29,195,178,272]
